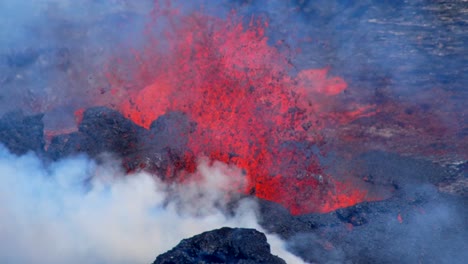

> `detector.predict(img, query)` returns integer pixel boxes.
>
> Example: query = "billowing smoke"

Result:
[0,145,304,264]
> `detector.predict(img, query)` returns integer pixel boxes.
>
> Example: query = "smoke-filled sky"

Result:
[0,0,150,119]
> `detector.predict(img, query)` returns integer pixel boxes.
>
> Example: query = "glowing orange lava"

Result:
[105,7,375,214]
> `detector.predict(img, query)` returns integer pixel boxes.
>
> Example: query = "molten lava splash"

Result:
[105,6,375,214]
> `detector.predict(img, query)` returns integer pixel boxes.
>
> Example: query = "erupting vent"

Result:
[97,8,380,214]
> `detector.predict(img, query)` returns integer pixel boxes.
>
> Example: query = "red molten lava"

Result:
[105,7,376,214]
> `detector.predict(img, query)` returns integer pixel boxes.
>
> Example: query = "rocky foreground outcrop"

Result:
[153,227,286,264]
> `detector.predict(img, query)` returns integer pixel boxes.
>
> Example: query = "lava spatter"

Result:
[105,6,375,214]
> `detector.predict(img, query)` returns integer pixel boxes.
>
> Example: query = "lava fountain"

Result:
[100,4,378,215]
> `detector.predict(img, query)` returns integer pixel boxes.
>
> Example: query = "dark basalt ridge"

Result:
[0,111,45,156]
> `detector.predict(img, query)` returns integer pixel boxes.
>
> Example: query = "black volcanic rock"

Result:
[47,107,145,159]
[0,111,45,155]
[76,106,144,156]
[146,111,196,157]
[43,107,195,175]
[153,227,286,264]
[128,111,195,175]
[107,110,196,175]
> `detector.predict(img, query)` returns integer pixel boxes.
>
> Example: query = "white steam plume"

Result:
[0,145,304,264]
